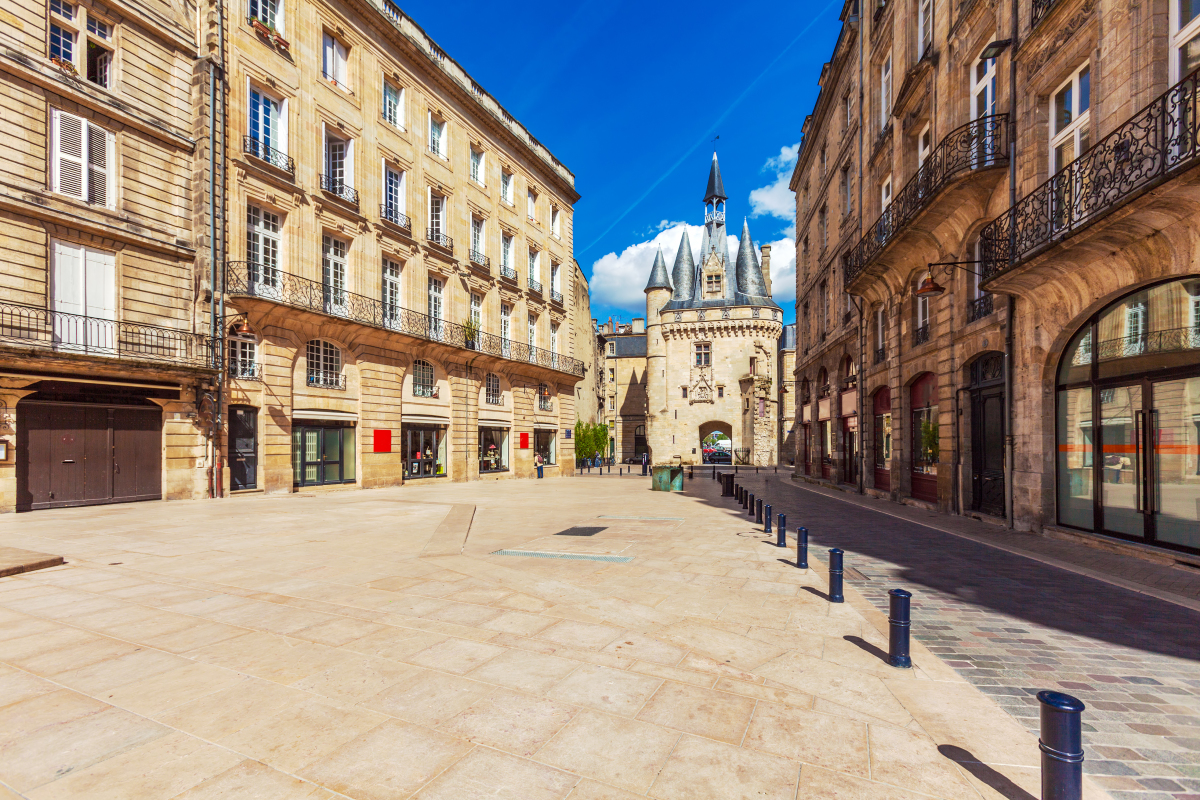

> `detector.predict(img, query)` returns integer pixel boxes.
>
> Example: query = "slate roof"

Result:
[643,249,672,292]
[703,152,727,203]
[611,335,647,357]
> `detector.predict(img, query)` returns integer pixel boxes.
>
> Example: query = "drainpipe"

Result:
[855,2,865,494]
[1003,0,1018,528]
[207,59,218,497]
[209,0,228,498]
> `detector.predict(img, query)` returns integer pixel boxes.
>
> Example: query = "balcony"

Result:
[841,373,858,391]
[982,67,1200,285]
[0,301,213,369]
[874,346,886,364]
[967,294,994,323]
[307,370,346,390]
[427,229,453,252]
[380,205,411,232]
[845,114,1008,289]
[413,383,440,399]
[551,289,563,304]
[224,262,585,376]
[320,174,358,205]
[705,210,725,224]
[499,264,518,282]
[529,277,543,294]
[913,323,931,347]
[1031,0,1062,29]
[228,359,261,381]
[470,250,490,268]
[243,136,294,174]
[818,384,831,398]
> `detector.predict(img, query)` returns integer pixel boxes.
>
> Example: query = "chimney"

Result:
[632,317,645,333]
[760,244,773,297]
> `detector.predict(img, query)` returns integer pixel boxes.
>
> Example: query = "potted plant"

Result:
[250,17,271,37]
[50,56,77,76]
[269,25,289,49]
[461,317,479,351]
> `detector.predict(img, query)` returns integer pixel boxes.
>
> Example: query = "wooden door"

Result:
[112,407,162,503]
[228,406,258,491]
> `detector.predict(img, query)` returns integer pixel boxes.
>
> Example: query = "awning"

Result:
[402,414,450,425]
[533,423,558,430]
[478,417,512,426]
[294,409,358,421]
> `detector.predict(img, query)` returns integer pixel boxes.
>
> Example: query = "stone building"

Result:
[570,260,603,427]
[598,318,648,462]
[778,323,797,465]
[218,0,586,491]
[0,0,215,511]
[793,0,1200,560]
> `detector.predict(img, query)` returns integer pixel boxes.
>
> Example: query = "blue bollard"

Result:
[776,514,786,548]
[748,493,755,516]
[764,504,772,533]
[828,548,844,603]
[1038,692,1085,800]
[887,589,913,669]
[797,527,808,569]
[755,498,763,524]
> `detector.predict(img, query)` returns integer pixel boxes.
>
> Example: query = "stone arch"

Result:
[698,420,733,462]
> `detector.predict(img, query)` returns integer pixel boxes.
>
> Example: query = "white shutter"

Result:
[84,247,116,352]
[323,33,334,78]
[52,109,86,200]
[344,137,354,187]
[51,241,84,316]
[277,97,288,156]
[335,39,348,84]
[87,123,113,208]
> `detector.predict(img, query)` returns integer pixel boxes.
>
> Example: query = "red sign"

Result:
[519,432,530,449]
[373,429,392,453]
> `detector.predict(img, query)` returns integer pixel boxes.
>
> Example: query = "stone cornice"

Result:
[661,320,783,341]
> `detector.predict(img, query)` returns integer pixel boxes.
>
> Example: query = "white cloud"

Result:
[763,236,796,304]
[749,142,801,223]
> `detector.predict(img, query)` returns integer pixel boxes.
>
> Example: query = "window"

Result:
[248,0,279,31]
[705,273,721,295]
[608,396,615,411]
[550,323,559,360]
[535,429,556,464]
[1050,64,1091,171]
[682,387,688,399]
[50,109,113,208]
[820,281,829,333]
[479,426,507,471]
[1173,0,1200,80]
[382,81,403,128]
[840,165,852,216]
[528,314,537,349]
[608,367,614,383]
[501,170,513,204]
[501,304,512,351]
[717,386,724,398]
[50,22,74,64]
[324,131,352,190]
[695,342,711,367]
[428,112,447,158]
[51,241,115,351]
[412,359,436,397]
[470,292,482,329]
[306,340,342,388]
[916,284,930,330]
[551,207,560,237]
[606,342,614,355]
[527,188,537,221]
[485,373,502,405]
[86,31,111,88]
[428,191,444,234]
[918,124,932,169]
[750,357,757,375]
[528,248,540,287]
[973,49,997,119]
[383,165,405,220]
[917,0,932,59]
[246,205,280,287]
[382,258,401,322]
[322,32,349,90]
[537,383,552,411]
[820,145,827,176]
[818,205,828,249]
[427,275,443,322]
[881,175,893,210]
[228,327,257,379]
[470,217,484,256]
[843,92,853,131]
[501,234,513,269]
[321,235,347,314]
[50,0,73,19]
[550,262,560,293]
[249,88,285,157]
[875,307,886,355]
[470,147,483,184]
[880,53,892,130]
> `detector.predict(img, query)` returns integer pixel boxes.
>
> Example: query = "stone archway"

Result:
[698,420,733,464]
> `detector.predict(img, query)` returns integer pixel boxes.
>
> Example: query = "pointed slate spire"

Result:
[735,218,770,297]
[644,248,672,293]
[670,230,696,301]
[703,152,727,204]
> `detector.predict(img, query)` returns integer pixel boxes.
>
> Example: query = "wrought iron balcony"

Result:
[842,373,858,390]
[499,264,518,281]
[1031,0,1062,29]
[913,323,931,347]
[380,205,411,231]
[228,359,261,380]
[1094,326,1200,362]
[818,384,831,398]
[0,301,213,368]
[529,277,543,294]
[705,210,725,224]
[320,174,358,205]
[243,136,294,174]
[845,114,1008,286]
[874,346,886,364]
[551,289,563,304]
[967,294,994,323]
[470,250,490,268]
[224,261,585,376]
[982,67,1200,281]
[307,370,346,390]
[427,229,453,251]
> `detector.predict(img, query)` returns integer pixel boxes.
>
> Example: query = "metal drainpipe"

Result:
[207,61,218,497]
[1003,0,1019,528]
[856,4,865,494]
[214,0,228,498]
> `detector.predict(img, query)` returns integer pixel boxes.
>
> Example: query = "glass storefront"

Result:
[479,427,509,473]
[1055,277,1200,554]
[404,424,446,478]
[534,429,556,464]
[292,423,356,487]
[910,373,938,503]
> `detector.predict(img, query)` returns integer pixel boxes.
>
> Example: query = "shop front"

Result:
[479,426,509,474]
[291,411,357,488]
[873,388,892,491]
[534,426,557,467]
[402,417,447,479]
[910,373,938,503]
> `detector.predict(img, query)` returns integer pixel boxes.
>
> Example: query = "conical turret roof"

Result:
[644,248,672,293]
[670,230,696,301]
[734,218,770,297]
[703,152,727,204]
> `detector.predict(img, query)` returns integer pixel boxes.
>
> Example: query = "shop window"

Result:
[485,373,502,405]
[535,429,556,464]
[479,427,508,472]
[404,425,445,478]
[413,359,437,398]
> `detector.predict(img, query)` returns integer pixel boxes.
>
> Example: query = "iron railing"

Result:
[320,174,358,205]
[529,277,543,294]
[1093,326,1200,362]
[228,359,261,380]
[307,370,346,390]
[500,264,518,281]
[874,346,886,364]
[427,229,453,251]
[470,250,490,268]
[842,373,858,390]
[243,136,294,174]
[0,302,213,368]
[705,210,726,224]
[224,262,585,375]
[380,205,411,231]
[967,294,994,323]
[322,72,352,94]
[413,383,439,398]
[982,68,1200,280]
[913,323,931,346]
[846,114,1008,286]
[1031,0,1062,29]
[551,289,563,304]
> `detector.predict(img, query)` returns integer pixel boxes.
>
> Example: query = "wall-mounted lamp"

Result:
[914,273,946,299]
[980,39,1013,60]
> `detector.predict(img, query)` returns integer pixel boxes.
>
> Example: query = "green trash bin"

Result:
[651,465,684,492]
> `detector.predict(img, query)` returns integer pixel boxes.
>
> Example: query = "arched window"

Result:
[537,383,552,411]
[800,378,811,404]
[1055,277,1200,550]
[840,355,857,390]
[817,368,829,397]
[413,360,437,398]
[306,340,343,389]
[228,322,258,380]
[485,373,502,406]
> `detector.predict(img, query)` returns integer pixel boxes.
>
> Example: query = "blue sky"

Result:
[400,0,844,325]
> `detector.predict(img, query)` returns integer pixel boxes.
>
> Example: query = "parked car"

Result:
[705,450,732,464]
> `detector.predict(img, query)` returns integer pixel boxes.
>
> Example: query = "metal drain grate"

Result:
[555,527,607,537]
[491,550,633,563]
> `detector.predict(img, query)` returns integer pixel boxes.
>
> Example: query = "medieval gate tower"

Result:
[643,154,783,466]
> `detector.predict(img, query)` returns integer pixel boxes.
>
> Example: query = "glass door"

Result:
[291,425,354,487]
[1099,384,1144,538]
[1151,376,1200,549]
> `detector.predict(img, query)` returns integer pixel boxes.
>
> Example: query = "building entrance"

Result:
[968,353,1005,516]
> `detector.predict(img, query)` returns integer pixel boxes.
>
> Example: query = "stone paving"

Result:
[721,471,1200,800]
[0,476,1114,799]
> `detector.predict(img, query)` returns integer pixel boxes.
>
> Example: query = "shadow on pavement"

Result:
[938,746,1037,800]
[843,635,889,665]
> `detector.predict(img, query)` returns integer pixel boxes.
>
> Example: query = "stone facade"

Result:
[777,323,796,465]
[791,0,1200,559]
[598,319,648,463]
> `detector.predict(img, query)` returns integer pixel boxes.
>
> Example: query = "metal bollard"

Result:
[828,548,844,602]
[756,466,759,474]
[735,465,738,474]
[764,504,772,533]
[1038,692,1085,800]
[748,493,755,516]
[797,526,808,569]
[755,498,763,524]
[777,514,786,548]
[887,589,912,669]
[689,465,693,480]
[743,490,749,510]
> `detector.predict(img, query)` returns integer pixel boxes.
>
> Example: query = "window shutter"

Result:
[322,34,334,78]
[52,109,86,200]
[51,241,85,316]
[335,39,348,84]
[84,247,116,321]
[344,137,354,187]
[87,123,113,207]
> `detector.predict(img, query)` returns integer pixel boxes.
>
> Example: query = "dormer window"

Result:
[704,273,722,297]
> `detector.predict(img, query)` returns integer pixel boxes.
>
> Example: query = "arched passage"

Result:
[698,420,733,464]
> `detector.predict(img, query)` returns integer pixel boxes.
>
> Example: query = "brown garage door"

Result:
[17,401,162,511]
